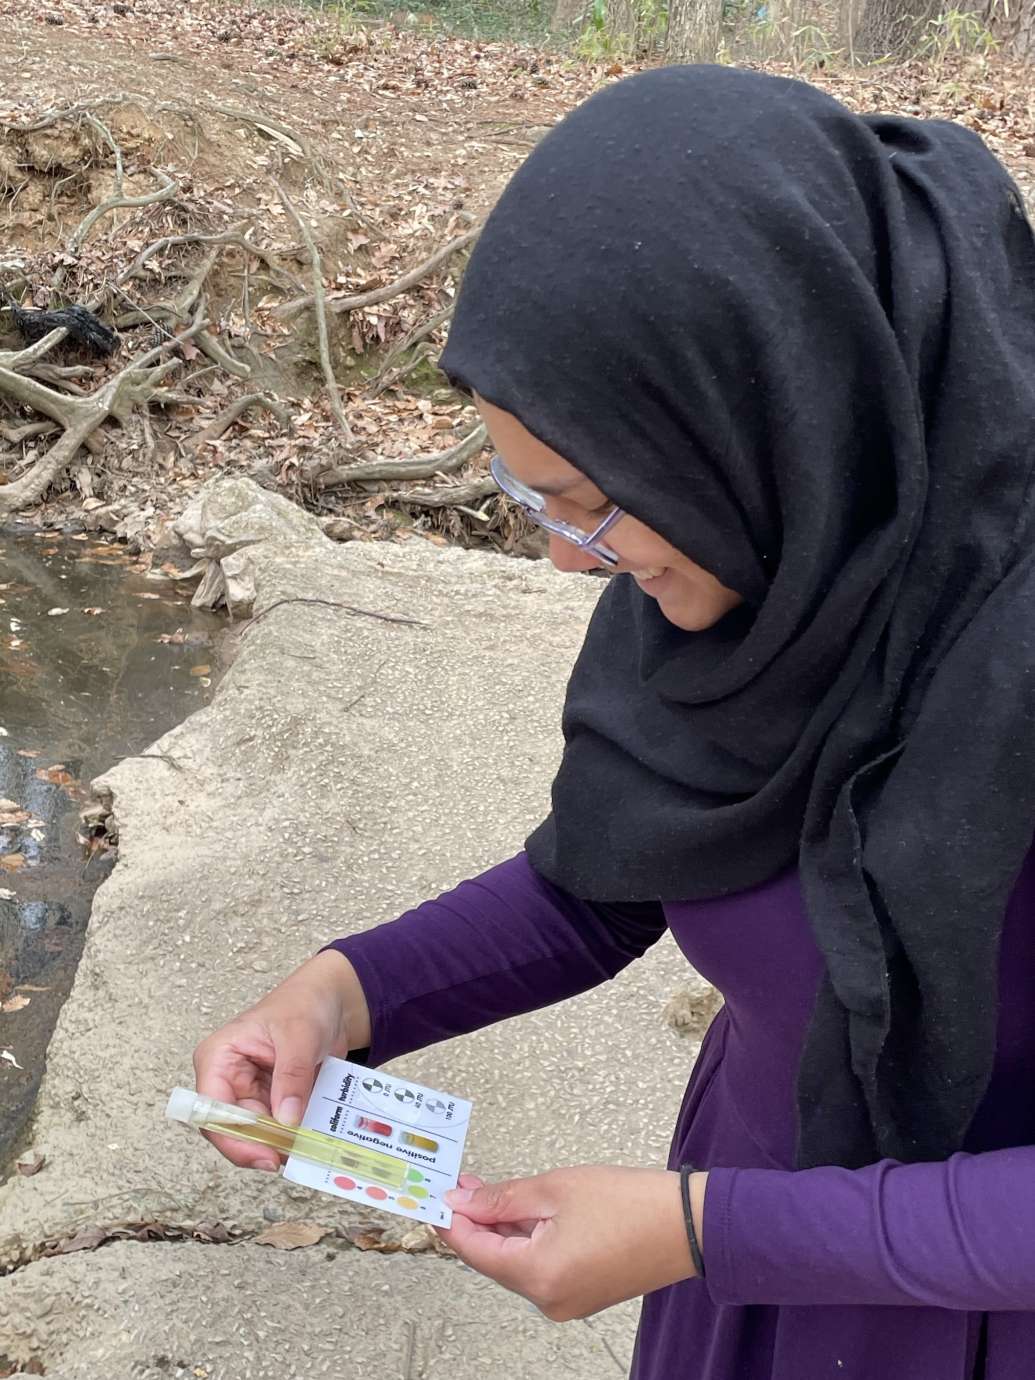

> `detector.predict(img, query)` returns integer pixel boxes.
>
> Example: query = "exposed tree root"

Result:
[191,392,291,452]
[276,180,352,442]
[0,315,207,514]
[316,422,486,489]
[276,226,480,320]
[0,93,495,529]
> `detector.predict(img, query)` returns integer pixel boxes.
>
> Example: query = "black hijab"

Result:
[440,65,1035,1170]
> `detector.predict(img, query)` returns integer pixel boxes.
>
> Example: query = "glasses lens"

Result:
[490,454,546,514]
[490,453,621,567]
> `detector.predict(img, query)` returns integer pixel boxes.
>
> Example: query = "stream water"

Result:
[0,531,224,1166]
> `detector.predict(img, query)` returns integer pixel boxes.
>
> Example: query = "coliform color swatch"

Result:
[283,1055,473,1226]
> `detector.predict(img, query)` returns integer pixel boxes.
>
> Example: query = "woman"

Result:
[194,65,1035,1379]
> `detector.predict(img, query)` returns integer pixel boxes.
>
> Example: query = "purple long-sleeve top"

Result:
[325,845,1035,1380]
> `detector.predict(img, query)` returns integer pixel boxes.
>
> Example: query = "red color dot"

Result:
[334,1176,357,1191]
[364,1186,389,1201]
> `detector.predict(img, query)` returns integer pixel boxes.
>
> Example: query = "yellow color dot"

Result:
[397,1196,419,1209]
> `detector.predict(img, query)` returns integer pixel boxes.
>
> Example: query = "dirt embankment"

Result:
[0,1,591,556]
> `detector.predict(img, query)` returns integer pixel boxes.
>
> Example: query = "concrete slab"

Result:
[0,1240,641,1378]
[0,525,715,1377]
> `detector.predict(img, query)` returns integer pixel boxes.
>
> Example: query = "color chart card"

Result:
[283,1055,473,1226]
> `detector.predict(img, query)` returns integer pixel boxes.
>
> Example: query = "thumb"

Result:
[444,1175,553,1226]
[269,1017,326,1127]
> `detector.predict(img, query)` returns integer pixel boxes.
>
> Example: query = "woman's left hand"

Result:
[437,1164,705,1321]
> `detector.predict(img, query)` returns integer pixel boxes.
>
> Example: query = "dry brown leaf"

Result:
[399,1224,438,1252]
[2,994,30,1013]
[56,1226,108,1254]
[81,607,105,616]
[15,1149,45,1177]
[36,766,74,787]
[350,1230,399,1253]
[16,749,39,759]
[190,664,211,676]
[135,592,163,601]
[253,1220,330,1250]
[0,854,26,872]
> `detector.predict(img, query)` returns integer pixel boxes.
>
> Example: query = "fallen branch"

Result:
[317,422,486,489]
[276,226,480,320]
[276,181,352,442]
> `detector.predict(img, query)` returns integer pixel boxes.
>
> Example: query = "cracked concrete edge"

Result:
[0,1238,643,1379]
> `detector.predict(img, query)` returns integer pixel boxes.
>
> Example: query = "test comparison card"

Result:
[283,1055,473,1226]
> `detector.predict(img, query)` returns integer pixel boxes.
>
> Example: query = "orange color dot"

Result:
[397,1196,418,1209]
[365,1185,388,1201]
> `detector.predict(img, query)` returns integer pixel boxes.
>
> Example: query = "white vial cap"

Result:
[166,1087,208,1125]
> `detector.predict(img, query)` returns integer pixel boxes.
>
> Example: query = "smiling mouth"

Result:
[630,567,667,585]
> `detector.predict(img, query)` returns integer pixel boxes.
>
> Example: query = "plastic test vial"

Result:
[166,1088,407,1189]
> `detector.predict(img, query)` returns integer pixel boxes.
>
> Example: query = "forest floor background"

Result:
[1,0,1033,564]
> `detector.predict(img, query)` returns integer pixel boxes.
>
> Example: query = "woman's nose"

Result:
[548,534,606,574]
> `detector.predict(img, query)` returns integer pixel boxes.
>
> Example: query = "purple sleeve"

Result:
[321,851,666,1067]
[704,1147,1035,1310]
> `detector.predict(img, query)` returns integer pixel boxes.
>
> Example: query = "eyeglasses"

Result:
[489,454,624,567]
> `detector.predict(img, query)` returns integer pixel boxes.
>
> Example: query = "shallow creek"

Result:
[0,531,224,1166]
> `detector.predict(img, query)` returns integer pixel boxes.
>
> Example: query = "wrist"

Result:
[666,1168,708,1279]
[296,949,373,1051]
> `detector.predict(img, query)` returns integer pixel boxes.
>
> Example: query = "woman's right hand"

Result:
[192,949,371,1172]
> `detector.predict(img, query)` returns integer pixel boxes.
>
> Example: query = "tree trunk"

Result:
[607,0,640,48]
[665,0,724,61]
[549,0,585,32]
[1019,0,1035,58]
[983,0,1035,59]
[852,0,942,57]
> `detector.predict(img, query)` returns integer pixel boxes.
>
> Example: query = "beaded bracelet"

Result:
[679,1163,706,1279]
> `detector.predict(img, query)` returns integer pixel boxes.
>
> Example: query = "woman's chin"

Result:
[655,590,728,632]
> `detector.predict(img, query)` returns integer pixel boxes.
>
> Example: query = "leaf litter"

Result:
[2,0,1027,555]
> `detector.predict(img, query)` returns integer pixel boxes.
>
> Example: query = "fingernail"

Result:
[445,1187,473,1206]
[258,1159,280,1173]
[278,1097,302,1127]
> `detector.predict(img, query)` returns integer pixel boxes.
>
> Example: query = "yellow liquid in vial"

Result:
[209,1115,406,1189]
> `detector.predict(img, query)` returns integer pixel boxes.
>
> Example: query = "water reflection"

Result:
[0,532,224,1162]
